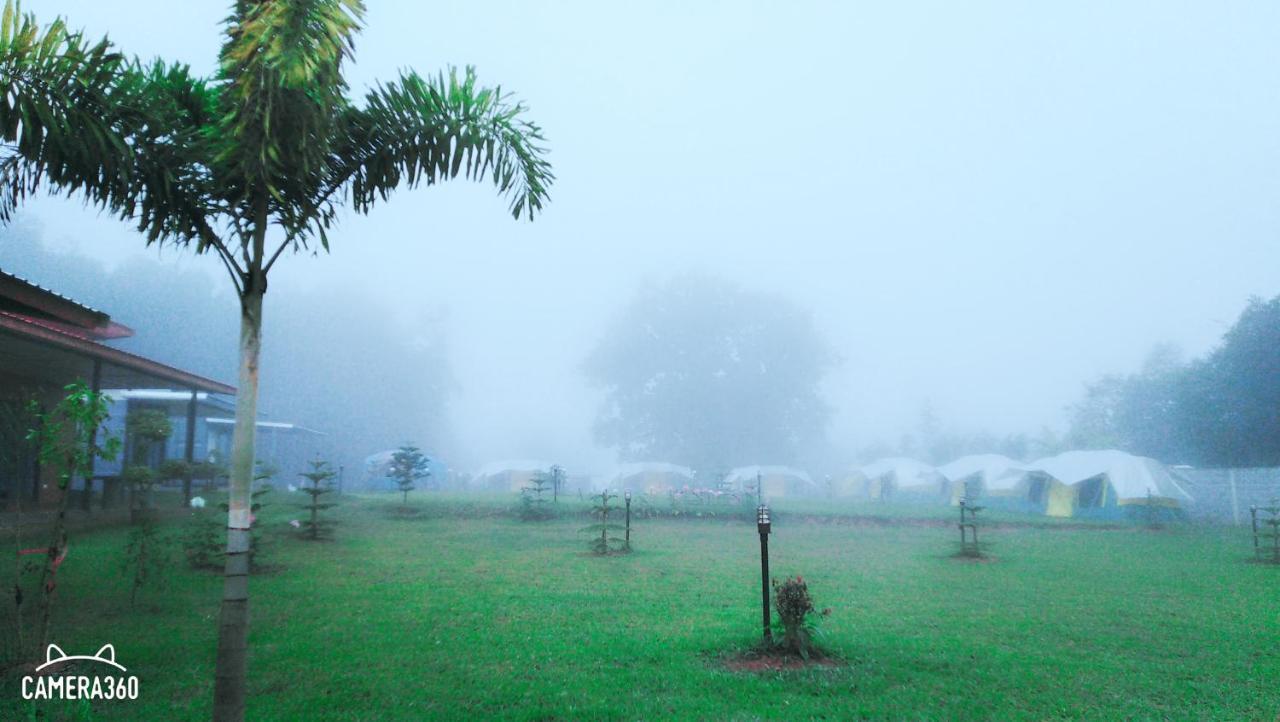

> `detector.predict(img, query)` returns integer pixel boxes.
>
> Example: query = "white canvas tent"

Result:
[471,460,553,493]
[610,462,696,494]
[859,458,947,501]
[939,454,1029,504]
[1027,450,1193,517]
[723,465,818,498]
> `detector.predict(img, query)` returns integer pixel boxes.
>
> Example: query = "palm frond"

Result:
[113,59,222,248]
[337,66,554,222]
[0,0,129,220]
[214,0,363,211]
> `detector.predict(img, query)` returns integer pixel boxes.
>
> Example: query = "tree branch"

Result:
[262,238,293,275]
[196,222,246,296]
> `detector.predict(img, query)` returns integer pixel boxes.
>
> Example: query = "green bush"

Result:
[771,575,829,659]
[121,518,170,606]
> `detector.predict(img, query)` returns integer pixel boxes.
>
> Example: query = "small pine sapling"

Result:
[520,471,554,521]
[246,462,275,568]
[390,444,431,508]
[582,490,627,555]
[1252,499,1280,564]
[297,459,338,540]
[121,515,170,606]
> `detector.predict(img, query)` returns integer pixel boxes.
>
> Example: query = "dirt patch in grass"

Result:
[387,507,425,519]
[727,645,844,675]
[949,553,998,564]
[722,650,843,672]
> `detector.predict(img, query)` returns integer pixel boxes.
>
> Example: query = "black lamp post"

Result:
[624,490,632,551]
[757,503,772,643]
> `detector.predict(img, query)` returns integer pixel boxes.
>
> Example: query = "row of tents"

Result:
[855,451,1193,518]
[466,450,1194,519]
[469,461,820,498]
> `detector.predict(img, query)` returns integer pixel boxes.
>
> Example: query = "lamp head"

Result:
[757,504,771,533]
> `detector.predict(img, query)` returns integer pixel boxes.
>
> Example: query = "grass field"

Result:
[2,493,1278,720]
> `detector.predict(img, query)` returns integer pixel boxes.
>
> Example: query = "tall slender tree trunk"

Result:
[213,285,263,722]
[36,468,71,653]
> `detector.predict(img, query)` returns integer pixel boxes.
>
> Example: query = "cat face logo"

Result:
[22,644,138,701]
[35,644,127,673]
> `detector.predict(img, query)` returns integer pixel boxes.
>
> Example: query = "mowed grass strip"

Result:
[3,495,1278,720]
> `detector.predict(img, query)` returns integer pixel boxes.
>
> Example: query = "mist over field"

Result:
[7,1,1280,478]
[6,2,1280,720]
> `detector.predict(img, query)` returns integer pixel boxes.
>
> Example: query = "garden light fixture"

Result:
[757,503,771,642]
[624,490,633,551]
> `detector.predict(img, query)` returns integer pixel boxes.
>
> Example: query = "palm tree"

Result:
[0,2,552,719]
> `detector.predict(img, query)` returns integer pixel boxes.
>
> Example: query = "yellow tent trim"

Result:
[1045,480,1074,517]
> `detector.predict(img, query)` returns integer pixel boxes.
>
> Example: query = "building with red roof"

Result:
[0,268,235,509]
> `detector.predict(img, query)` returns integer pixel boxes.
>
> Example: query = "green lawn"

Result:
[3,494,1278,720]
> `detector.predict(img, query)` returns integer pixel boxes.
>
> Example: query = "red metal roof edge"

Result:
[0,269,122,333]
[0,310,236,395]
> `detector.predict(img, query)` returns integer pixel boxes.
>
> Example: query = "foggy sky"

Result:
[13,1,1280,472]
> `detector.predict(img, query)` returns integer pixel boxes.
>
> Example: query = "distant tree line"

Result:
[1066,295,1280,467]
[857,402,1065,465]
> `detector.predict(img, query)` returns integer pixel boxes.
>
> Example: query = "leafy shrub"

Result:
[159,458,193,504]
[182,508,222,570]
[183,462,275,570]
[158,458,190,484]
[22,381,120,656]
[772,575,830,658]
[124,408,171,468]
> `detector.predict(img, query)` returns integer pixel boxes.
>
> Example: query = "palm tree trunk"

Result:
[213,286,262,722]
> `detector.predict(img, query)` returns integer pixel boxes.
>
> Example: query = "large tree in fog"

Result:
[1067,298,1280,467]
[585,275,834,475]
[0,2,551,718]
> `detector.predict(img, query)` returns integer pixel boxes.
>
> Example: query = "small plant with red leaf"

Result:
[771,575,831,658]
